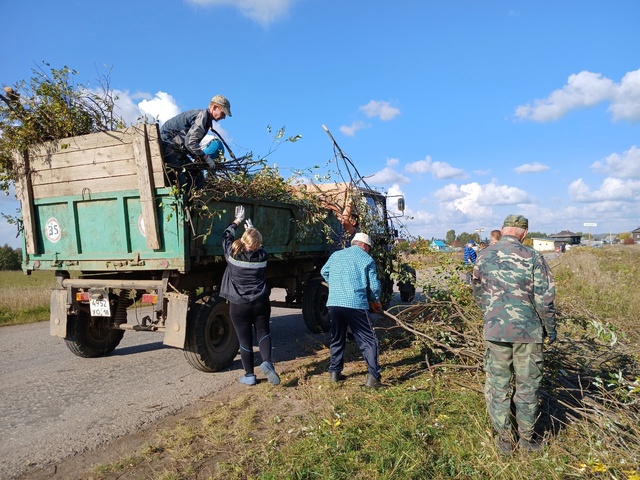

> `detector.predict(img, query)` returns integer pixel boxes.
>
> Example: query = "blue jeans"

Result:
[328,306,381,379]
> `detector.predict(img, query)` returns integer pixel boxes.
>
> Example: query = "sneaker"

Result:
[239,373,256,386]
[518,438,543,453]
[259,361,281,386]
[329,371,346,382]
[495,436,513,456]
[364,374,384,389]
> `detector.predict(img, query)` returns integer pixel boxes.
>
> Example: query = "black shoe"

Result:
[364,374,383,388]
[329,371,345,382]
[518,438,543,453]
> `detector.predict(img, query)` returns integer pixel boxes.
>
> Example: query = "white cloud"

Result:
[405,156,466,179]
[609,69,640,121]
[369,167,410,185]
[387,158,400,167]
[568,177,640,202]
[431,181,529,220]
[591,145,640,179]
[515,70,617,122]
[359,100,400,121]
[339,121,367,137]
[187,0,294,27]
[138,91,181,124]
[514,162,550,174]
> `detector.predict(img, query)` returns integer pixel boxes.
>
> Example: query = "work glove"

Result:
[204,156,215,169]
[234,205,245,224]
[546,330,557,345]
[245,219,254,229]
[368,301,383,314]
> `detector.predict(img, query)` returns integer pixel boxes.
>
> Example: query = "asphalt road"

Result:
[0,298,325,480]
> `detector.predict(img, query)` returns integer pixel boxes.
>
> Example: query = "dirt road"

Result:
[0,300,325,479]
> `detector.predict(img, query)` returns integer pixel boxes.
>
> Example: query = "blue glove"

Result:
[234,206,245,224]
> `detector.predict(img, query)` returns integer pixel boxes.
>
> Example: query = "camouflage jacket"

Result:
[472,235,556,343]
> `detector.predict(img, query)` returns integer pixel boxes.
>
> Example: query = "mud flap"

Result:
[163,292,189,348]
[50,288,69,338]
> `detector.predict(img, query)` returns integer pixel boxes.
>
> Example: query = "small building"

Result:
[549,230,582,245]
[632,227,640,244]
[532,238,557,252]
[430,240,448,251]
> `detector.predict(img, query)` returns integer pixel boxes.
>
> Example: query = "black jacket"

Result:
[219,223,268,304]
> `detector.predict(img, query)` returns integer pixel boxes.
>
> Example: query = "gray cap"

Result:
[503,214,529,229]
[210,94,232,117]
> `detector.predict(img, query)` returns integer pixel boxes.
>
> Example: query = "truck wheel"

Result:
[183,297,239,373]
[64,310,125,358]
[302,277,331,333]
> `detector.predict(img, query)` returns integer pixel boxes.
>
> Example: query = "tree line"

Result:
[0,244,22,270]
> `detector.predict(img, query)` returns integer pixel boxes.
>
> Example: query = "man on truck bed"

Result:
[159,94,232,190]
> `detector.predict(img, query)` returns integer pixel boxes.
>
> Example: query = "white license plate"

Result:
[90,298,111,317]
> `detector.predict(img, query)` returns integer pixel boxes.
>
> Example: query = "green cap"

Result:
[503,214,528,229]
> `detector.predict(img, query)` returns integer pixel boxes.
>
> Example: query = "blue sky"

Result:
[2,0,639,248]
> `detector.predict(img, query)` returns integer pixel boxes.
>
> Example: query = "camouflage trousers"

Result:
[484,341,544,441]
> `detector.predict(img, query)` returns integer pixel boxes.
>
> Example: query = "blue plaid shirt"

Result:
[321,245,381,309]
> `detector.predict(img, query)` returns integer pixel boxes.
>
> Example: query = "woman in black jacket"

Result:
[220,206,280,386]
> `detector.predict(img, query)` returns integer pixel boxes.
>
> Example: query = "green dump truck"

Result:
[15,123,401,372]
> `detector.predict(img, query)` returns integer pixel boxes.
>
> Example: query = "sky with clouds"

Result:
[1,0,639,248]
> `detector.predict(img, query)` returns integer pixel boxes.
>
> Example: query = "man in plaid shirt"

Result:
[321,232,384,388]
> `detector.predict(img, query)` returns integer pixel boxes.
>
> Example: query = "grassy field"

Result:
[5,247,640,479]
[0,270,55,326]
[81,245,640,480]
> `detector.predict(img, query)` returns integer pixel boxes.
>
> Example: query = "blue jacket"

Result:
[321,245,381,309]
[464,245,477,264]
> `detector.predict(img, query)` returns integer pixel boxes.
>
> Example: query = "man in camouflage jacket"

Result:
[472,214,556,455]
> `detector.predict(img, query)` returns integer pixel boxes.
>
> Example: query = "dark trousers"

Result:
[162,145,204,192]
[328,306,381,379]
[229,299,272,375]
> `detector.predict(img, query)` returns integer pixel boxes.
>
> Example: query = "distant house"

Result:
[549,230,582,245]
[532,238,556,252]
[633,227,640,244]
[430,240,448,251]
[603,234,618,244]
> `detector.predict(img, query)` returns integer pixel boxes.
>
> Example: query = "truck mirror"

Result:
[397,197,405,212]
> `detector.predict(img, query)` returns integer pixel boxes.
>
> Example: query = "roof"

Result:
[431,240,447,247]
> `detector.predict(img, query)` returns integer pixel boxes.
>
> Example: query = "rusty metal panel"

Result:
[49,288,69,338]
[163,292,189,348]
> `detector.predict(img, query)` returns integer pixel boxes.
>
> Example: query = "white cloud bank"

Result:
[591,145,640,179]
[515,68,640,122]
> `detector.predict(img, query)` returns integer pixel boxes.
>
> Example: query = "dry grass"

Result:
[0,270,54,326]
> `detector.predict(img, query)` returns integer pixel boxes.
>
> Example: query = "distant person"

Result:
[220,205,280,387]
[472,214,556,455]
[463,240,477,284]
[490,230,502,245]
[561,242,566,253]
[479,241,487,249]
[159,95,232,191]
[321,232,384,388]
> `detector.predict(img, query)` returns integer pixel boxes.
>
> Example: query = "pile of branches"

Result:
[383,279,640,455]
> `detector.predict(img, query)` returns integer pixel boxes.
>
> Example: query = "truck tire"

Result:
[64,310,125,358]
[183,296,239,373]
[302,277,331,333]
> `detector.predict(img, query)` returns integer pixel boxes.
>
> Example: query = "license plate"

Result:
[90,298,111,317]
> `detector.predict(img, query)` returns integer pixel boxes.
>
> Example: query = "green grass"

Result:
[0,270,55,326]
